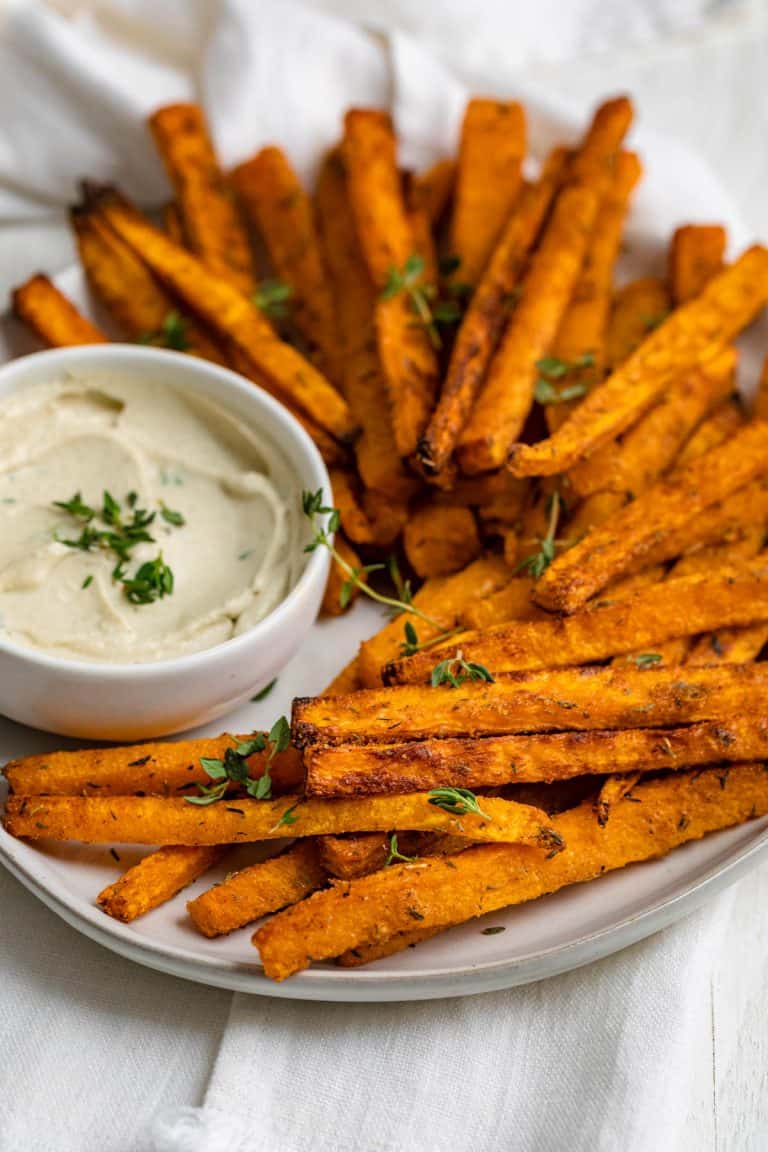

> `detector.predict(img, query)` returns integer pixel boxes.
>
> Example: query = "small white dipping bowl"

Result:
[0,345,330,740]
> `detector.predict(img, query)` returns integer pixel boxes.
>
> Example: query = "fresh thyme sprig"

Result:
[54,490,183,606]
[427,787,491,821]
[533,353,594,405]
[633,652,663,668]
[138,311,189,351]
[381,254,464,350]
[253,280,293,320]
[185,717,291,806]
[302,490,460,655]
[430,650,495,689]
[515,490,566,579]
[384,833,417,866]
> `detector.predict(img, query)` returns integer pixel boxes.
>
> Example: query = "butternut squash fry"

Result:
[449,99,527,285]
[568,349,736,498]
[254,763,768,979]
[12,275,107,347]
[97,845,224,922]
[72,206,226,361]
[341,110,439,454]
[292,663,768,747]
[457,184,600,474]
[4,792,557,849]
[314,150,411,497]
[385,570,768,684]
[232,147,341,381]
[676,396,744,464]
[403,503,481,578]
[594,774,641,827]
[535,420,768,612]
[187,842,326,937]
[669,224,726,305]
[304,716,768,797]
[148,103,254,293]
[545,150,642,431]
[4,735,303,797]
[418,150,566,479]
[88,186,356,442]
[508,247,768,478]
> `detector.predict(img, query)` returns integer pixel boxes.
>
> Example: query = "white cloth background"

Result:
[0,2,767,1150]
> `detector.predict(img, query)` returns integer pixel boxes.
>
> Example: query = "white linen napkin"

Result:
[0,4,763,1152]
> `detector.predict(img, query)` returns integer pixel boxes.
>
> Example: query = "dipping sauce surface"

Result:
[0,375,304,662]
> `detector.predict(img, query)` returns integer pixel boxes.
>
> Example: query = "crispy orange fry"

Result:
[403,504,481,578]
[233,147,341,381]
[148,103,254,293]
[418,151,566,479]
[449,99,527,285]
[72,206,226,361]
[315,151,411,497]
[342,110,439,455]
[669,224,727,305]
[4,792,557,849]
[4,735,303,797]
[374,285,440,458]
[567,349,735,499]
[545,150,642,431]
[342,109,413,288]
[605,277,671,370]
[508,247,768,478]
[304,715,768,797]
[12,275,107,347]
[316,833,390,879]
[385,570,768,683]
[89,187,356,443]
[689,623,768,666]
[187,842,326,937]
[357,554,511,688]
[254,763,768,979]
[292,663,768,746]
[457,184,600,474]
[97,845,223,922]
[535,420,768,611]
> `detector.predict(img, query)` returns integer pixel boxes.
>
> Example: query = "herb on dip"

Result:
[0,376,303,662]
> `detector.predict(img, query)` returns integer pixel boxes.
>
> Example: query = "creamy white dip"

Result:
[0,375,305,662]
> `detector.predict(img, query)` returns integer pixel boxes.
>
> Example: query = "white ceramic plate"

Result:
[2,144,768,1000]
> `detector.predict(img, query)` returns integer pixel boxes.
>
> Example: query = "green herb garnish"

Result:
[186,716,291,806]
[253,280,292,320]
[430,650,495,689]
[384,833,417,866]
[160,504,185,527]
[53,489,183,606]
[515,490,564,579]
[534,353,594,406]
[633,652,663,668]
[302,489,460,655]
[427,787,491,821]
[251,679,277,703]
[271,802,300,832]
[138,310,189,351]
[81,574,93,590]
[381,254,463,349]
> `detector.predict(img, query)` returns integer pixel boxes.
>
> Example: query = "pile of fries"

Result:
[7,94,768,981]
